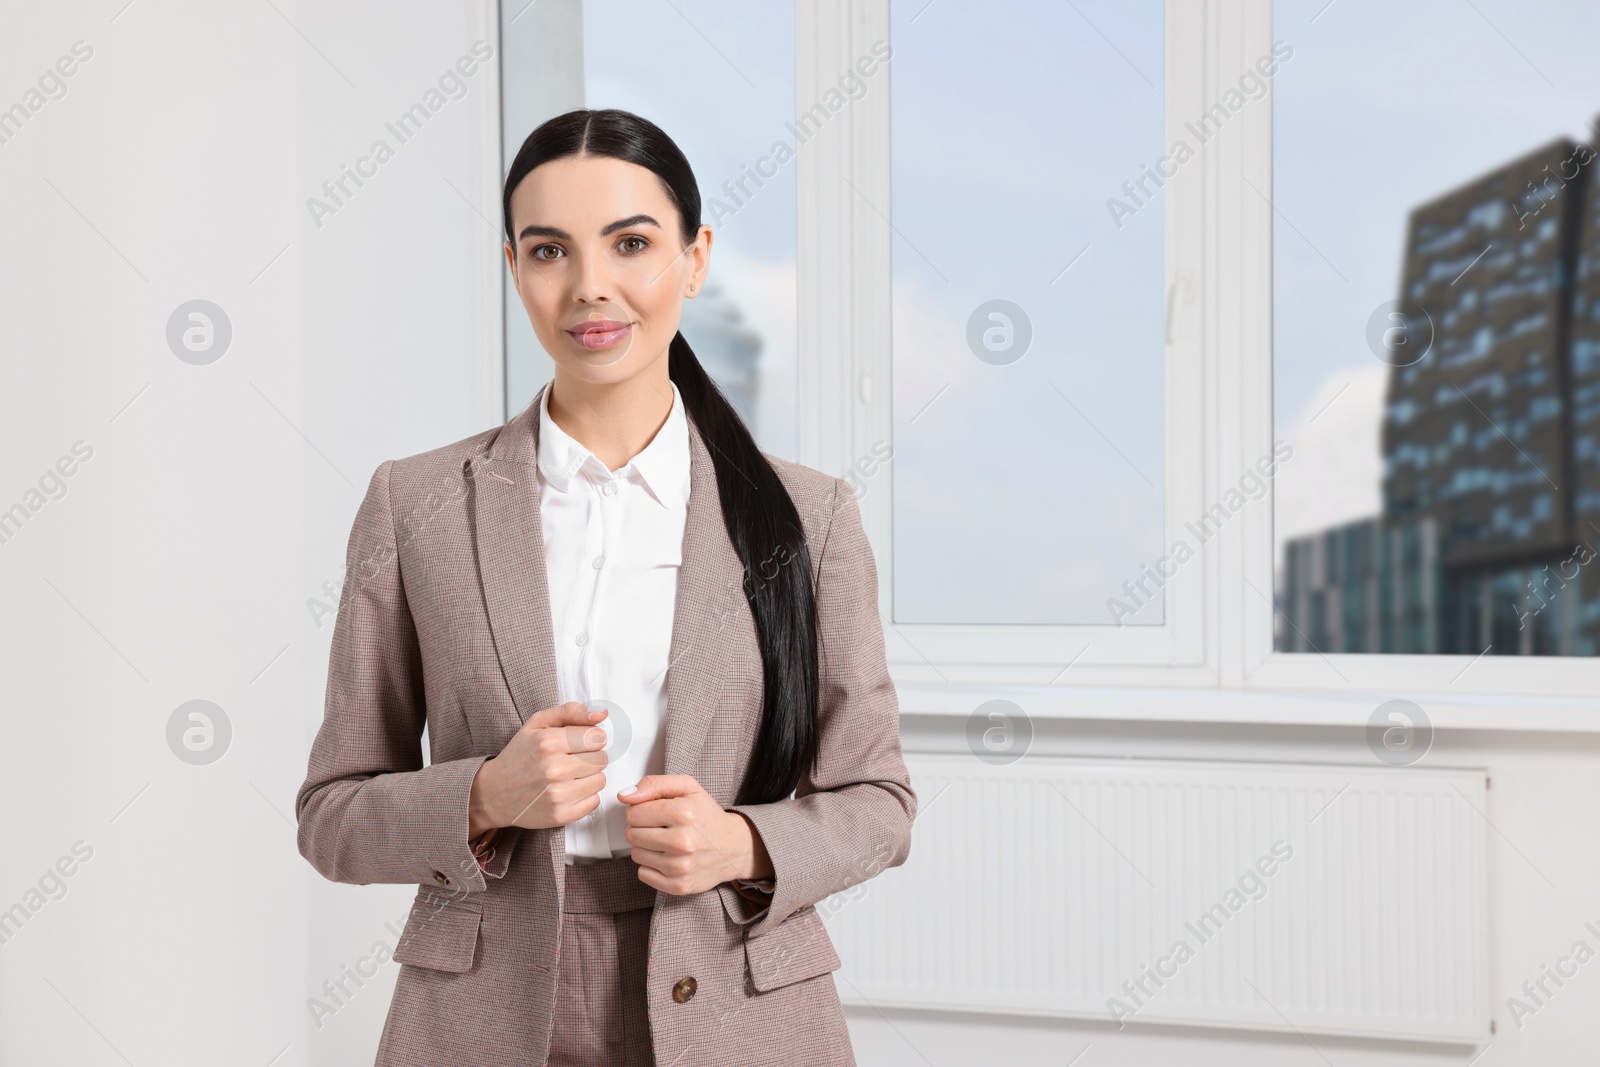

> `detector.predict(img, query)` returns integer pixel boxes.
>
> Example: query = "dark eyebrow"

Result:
[517,214,663,242]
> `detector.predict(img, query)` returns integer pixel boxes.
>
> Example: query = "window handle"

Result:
[1165,276,1189,345]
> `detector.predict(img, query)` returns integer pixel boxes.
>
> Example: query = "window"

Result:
[1271,0,1600,660]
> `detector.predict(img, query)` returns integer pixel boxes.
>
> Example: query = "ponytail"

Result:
[667,331,820,805]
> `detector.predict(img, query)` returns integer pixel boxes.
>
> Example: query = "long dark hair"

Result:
[501,108,818,807]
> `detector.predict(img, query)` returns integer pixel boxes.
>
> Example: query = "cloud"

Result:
[1274,363,1388,563]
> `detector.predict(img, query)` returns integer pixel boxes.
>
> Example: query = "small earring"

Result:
[688,285,697,294]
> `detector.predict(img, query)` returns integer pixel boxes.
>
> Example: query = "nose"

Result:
[571,247,615,305]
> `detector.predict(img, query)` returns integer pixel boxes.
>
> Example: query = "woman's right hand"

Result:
[468,701,610,836]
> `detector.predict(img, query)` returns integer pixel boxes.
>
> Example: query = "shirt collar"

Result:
[537,381,690,508]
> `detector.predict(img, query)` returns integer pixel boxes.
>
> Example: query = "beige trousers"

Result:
[546,856,658,1067]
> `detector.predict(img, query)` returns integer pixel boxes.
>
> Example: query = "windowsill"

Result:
[895,680,1600,733]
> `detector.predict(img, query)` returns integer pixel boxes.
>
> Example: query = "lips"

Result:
[567,320,633,350]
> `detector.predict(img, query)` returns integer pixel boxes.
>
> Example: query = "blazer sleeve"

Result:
[727,476,917,940]
[295,459,519,895]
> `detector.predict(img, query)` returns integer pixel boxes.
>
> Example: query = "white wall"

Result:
[0,2,499,1064]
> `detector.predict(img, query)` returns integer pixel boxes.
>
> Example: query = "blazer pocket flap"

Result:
[744,907,841,992]
[392,897,482,974]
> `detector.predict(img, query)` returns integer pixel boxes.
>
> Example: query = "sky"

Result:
[887,0,1168,625]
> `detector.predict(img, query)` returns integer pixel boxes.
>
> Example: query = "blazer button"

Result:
[432,870,450,886]
[672,976,697,1003]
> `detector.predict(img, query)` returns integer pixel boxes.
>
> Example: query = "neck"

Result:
[546,364,674,472]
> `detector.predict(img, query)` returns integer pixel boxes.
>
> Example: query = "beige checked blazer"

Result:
[295,381,917,1066]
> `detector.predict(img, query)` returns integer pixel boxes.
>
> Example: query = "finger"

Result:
[548,752,609,782]
[618,774,699,802]
[558,722,611,758]
[627,843,675,871]
[506,769,601,827]
[621,795,697,828]
[632,860,666,892]
[623,825,679,852]
[526,700,606,731]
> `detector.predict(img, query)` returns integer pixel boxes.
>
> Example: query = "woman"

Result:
[294,108,917,1067]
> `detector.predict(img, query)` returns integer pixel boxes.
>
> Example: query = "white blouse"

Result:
[536,380,690,865]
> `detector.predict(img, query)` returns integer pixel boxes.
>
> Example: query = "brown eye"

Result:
[531,244,563,261]
[619,236,647,255]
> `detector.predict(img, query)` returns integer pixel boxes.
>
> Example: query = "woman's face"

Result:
[503,154,710,385]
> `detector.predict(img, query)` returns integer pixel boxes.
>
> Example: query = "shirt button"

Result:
[592,555,605,569]
[602,482,617,497]
[576,631,588,646]
[672,976,698,1003]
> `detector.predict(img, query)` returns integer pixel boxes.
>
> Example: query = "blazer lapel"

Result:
[470,386,560,735]
[468,380,736,783]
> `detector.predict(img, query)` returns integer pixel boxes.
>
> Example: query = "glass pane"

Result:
[889,0,1167,625]
[501,0,797,458]
[1273,0,1600,655]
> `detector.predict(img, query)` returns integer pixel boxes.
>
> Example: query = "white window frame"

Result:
[795,0,1600,730]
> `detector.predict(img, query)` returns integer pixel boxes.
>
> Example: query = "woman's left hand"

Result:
[618,775,767,895]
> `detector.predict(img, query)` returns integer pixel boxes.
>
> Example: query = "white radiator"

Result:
[824,754,1489,1043]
